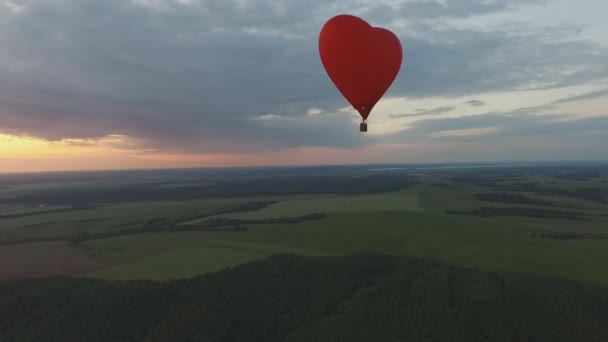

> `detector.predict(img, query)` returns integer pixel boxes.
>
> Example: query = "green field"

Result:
[182,193,421,223]
[0,198,246,241]
[2,170,608,286]
[87,238,334,280]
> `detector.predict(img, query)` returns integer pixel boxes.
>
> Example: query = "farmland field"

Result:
[0,241,102,278]
[182,193,422,223]
[86,237,334,280]
[1,163,608,285]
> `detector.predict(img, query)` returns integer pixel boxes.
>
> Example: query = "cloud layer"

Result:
[0,0,607,158]
[390,106,454,118]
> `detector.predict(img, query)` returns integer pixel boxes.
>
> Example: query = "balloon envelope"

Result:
[319,15,403,120]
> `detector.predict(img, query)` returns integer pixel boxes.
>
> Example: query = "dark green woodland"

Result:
[2,254,608,342]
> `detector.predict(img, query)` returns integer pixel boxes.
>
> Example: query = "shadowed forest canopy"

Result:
[1,254,608,342]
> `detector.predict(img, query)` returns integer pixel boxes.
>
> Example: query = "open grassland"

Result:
[86,239,333,280]
[2,169,608,286]
[183,193,421,223]
[0,195,348,243]
[206,207,607,284]
[81,196,608,284]
[0,198,249,242]
[88,245,265,280]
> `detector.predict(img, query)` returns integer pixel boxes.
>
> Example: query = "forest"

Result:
[1,254,608,342]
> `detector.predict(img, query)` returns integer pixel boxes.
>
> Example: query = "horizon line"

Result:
[1,159,607,176]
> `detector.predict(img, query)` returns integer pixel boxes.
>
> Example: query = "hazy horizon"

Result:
[1,158,607,176]
[1,0,607,173]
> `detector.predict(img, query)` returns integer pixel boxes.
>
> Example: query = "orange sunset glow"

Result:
[0,133,387,173]
[0,133,396,173]
[0,134,145,173]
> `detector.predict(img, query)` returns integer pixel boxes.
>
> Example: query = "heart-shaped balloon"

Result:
[319,14,403,121]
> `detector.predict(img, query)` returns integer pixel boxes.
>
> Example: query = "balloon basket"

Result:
[359,122,368,132]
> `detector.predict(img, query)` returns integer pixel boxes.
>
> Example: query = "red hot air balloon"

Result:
[319,14,403,132]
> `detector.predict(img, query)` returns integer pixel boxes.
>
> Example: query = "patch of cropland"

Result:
[178,200,277,222]
[541,188,607,204]
[204,193,422,221]
[0,201,326,245]
[447,207,588,221]
[473,192,554,206]
[550,169,608,181]
[1,254,608,342]
[465,183,606,205]
[0,241,103,278]
[66,213,328,242]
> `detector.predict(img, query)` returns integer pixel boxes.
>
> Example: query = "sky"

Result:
[1,0,607,173]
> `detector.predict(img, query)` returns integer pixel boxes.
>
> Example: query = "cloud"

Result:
[0,1,23,13]
[60,140,98,147]
[387,106,608,145]
[429,126,499,138]
[0,0,607,155]
[390,106,454,118]
[393,24,608,98]
[396,0,547,20]
[361,0,547,23]
[466,100,486,107]
[553,88,608,104]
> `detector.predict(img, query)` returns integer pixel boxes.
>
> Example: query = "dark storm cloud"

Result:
[0,0,606,154]
[390,106,454,118]
[466,100,486,107]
